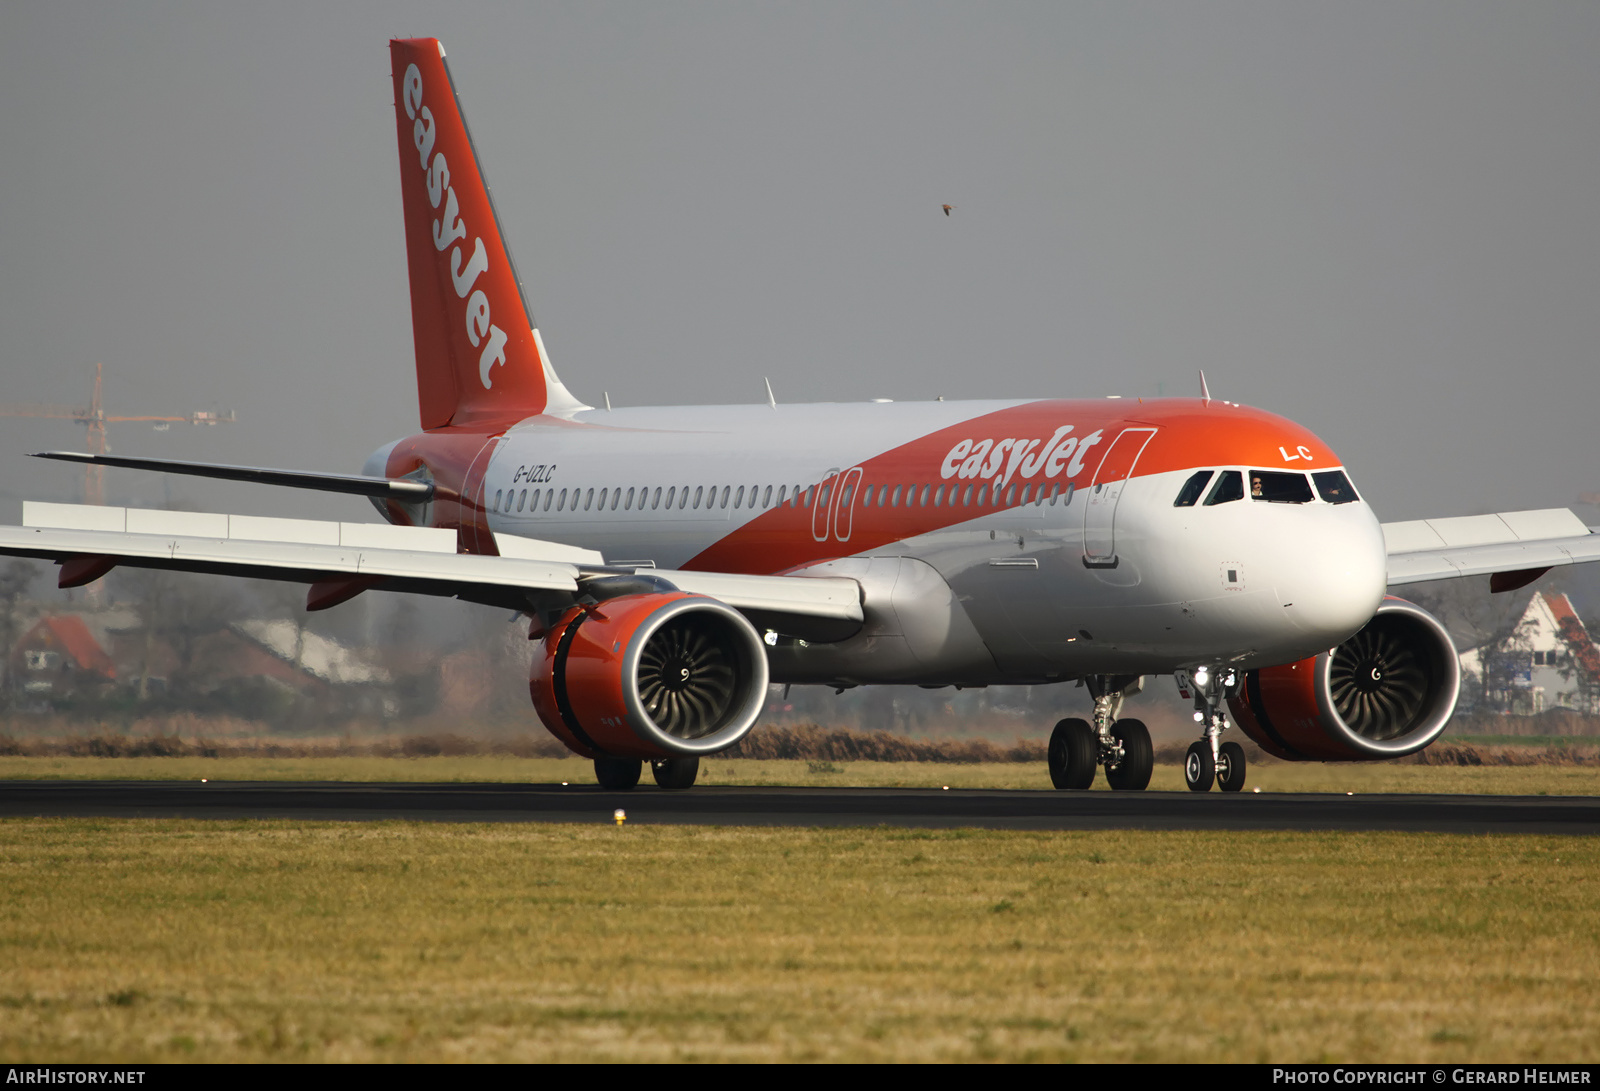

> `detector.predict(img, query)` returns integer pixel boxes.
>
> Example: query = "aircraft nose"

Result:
[1274,508,1388,645]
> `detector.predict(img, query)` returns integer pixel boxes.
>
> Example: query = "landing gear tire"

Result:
[594,757,642,790]
[651,756,700,790]
[1216,741,1247,793]
[1184,741,1215,793]
[1049,718,1098,790]
[1105,718,1153,791]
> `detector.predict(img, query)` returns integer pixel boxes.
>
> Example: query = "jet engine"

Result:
[530,591,770,759]
[1227,598,1459,761]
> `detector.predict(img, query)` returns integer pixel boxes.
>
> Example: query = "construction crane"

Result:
[0,363,235,505]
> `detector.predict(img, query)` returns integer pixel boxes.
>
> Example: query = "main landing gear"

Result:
[592,756,700,790]
[1178,666,1247,793]
[1048,675,1154,791]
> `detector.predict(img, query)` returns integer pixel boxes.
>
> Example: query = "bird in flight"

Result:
[942,204,954,216]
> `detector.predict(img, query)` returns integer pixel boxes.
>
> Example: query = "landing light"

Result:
[1193,711,1205,723]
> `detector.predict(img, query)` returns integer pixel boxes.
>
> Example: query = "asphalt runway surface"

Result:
[1,780,1597,833]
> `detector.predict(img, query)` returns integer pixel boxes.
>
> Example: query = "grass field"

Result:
[0,819,1595,1063]
[1,754,1598,796]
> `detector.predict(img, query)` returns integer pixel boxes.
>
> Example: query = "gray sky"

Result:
[3,1,1599,525]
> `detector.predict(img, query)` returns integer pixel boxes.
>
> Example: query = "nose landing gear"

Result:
[1048,675,1153,791]
[1177,667,1246,792]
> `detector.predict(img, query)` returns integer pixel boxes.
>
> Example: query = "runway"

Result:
[2,780,1597,833]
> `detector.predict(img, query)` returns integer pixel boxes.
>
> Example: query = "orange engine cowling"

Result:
[530,592,770,760]
[1227,598,1460,761]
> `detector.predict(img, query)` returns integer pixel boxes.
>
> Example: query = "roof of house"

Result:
[17,615,116,678]
[231,619,390,685]
[1540,591,1600,680]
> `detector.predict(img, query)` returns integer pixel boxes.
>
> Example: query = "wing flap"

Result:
[25,501,460,552]
[0,523,581,594]
[656,569,862,623]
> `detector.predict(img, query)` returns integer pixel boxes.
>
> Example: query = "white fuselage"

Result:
[370,398,1388,687]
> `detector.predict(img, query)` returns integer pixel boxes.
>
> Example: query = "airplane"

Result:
[4,37,1598,793]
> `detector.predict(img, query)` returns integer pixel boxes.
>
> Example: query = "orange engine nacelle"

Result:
[1227,598,1460,762]
[530,592,770,760]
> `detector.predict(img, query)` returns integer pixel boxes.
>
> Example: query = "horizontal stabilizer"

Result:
[33,451,433,500]
[1383,507,1600,587]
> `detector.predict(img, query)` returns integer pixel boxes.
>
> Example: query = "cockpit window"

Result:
[1250,471,1314,504]
[1204,470,1244,506]
[1173,470,1214,507]
[1313,470,1360,505]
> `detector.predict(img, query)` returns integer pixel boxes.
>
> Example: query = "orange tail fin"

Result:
[389,38,584,429]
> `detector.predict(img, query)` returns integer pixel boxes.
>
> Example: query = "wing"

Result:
[0,502,863,641]
[1384,507,1600,592]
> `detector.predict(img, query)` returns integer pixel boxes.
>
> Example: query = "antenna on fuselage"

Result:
[1198,370,1212,406]
[764,377,777,410]
[604,391,612,411]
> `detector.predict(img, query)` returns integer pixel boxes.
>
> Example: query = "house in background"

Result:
[8,615,117,695]
[106,618,394,715]
[1459,591,1600,714]
[6,609,395,720]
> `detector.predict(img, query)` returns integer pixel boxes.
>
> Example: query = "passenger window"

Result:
[679,487,689,509]
[1204,471,1244,505]
[1313,470,1360,505]
[861,484,873,507]
[1250,471,1313,504]
[763,485,772,508]
[1173,470,1213,507]
[665,487,675,509]
[721,486,732,509]
[610,489,620,511]
[494,489,503,512]
[803,486,814,508]
[624,487,635,511]
[585,488,595,511]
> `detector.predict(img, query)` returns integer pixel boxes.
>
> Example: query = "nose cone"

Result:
[1273,504,1387,647]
